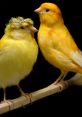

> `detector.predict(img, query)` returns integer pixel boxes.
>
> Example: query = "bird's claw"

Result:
[1,99,14,111]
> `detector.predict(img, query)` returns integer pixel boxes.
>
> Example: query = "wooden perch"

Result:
[0,72,82,115]
[0,80,69,115]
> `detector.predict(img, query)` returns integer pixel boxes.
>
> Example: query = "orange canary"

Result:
[34,2,82,84]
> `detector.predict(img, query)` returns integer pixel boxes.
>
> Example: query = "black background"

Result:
[0,0,82,116]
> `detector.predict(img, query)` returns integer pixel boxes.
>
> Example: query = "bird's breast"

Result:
[0,39,38,88]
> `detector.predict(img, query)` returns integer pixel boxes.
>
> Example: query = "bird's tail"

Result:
[72,50,82,73]
[68,50,82,86]
[68,73,82,86]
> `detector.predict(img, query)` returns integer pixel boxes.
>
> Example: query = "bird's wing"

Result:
[49,47,78,71]
[53,39,82,69]
[51,27,82,69]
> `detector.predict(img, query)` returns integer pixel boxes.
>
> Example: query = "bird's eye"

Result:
[45,9,49,12]
[20,26,24,29]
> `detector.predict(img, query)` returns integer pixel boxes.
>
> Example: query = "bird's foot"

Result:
[1,99,14,111]
[54,78,63,85]
[53,79,69,91]
[25,93,32,104]
[19,92,32,108]
[21,92,32,104]
[54,72,68,85]
[17,84,32,105]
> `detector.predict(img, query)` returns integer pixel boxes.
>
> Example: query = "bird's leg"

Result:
[3,88,13,103]
[17,84,32,103]
[1,88,13,111]
[3,88,6,101]
[54,72,67,84]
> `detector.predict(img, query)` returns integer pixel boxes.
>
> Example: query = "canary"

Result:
[0,17,38,101]
[34,2,82,84]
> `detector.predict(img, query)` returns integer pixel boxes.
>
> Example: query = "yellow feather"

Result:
[35,2,82,83]
[0,17,38,88]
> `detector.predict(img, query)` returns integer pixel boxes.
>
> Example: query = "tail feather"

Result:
[69,50,82,86]
[68,73,82,86]
[71,50,82,67]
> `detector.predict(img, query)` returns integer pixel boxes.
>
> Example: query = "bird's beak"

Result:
[30,26,38,33]
[34,8,41,14]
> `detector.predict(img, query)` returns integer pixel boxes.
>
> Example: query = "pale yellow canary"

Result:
[0,17,38,101]
[34,3,82,84]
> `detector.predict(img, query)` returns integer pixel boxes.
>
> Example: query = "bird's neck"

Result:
[5,29,33,40]
[40,22,64,31]
[40,19,64,29]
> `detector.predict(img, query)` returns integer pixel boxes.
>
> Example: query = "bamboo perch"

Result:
[0,80,69,115]
[0,72,82,115]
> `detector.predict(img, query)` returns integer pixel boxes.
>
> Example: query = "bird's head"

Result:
[5,17,38,35]
[34,3,63,27]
